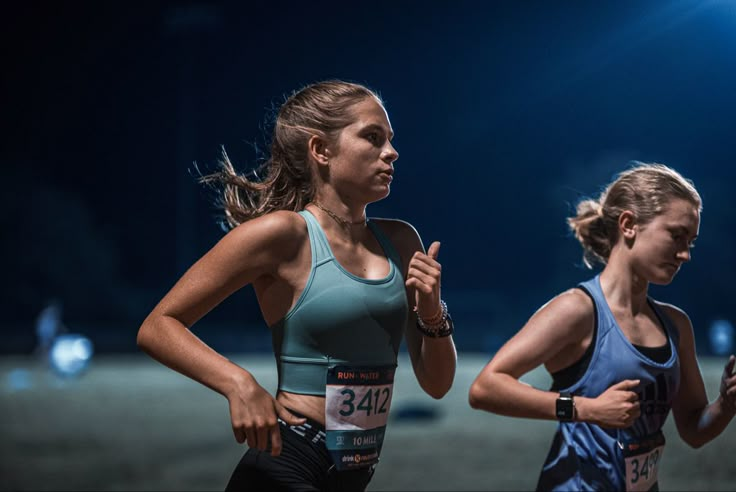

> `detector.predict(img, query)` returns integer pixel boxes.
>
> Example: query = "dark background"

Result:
[3,0,735,355]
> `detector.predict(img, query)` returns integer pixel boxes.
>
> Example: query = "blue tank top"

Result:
[270,210,408,396]
[537,275,681,491]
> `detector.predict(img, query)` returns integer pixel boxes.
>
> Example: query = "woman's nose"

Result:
[676,248,691,263]
[382,143,398,163]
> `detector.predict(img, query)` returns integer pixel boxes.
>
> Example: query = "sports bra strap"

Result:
[367,220,403,268]
[298,210,332,262]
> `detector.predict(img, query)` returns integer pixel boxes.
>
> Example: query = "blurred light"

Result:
[709,319,734,356]
[49,334,94,377]
[7,369,32,391]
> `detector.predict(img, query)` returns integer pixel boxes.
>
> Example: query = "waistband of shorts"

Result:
[278,408,327,445]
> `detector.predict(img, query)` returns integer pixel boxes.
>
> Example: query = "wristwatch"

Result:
[556,392,575,421]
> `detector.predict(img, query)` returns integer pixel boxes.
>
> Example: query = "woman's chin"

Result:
[367,186,391,203]
[650,272,677,286]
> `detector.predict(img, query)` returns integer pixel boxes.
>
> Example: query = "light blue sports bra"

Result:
[270,210,408,396]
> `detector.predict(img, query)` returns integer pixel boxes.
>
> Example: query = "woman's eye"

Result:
[671,231,696,248]
[366,132,380,143]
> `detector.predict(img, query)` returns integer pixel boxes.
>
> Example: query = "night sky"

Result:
[3,1,735,353]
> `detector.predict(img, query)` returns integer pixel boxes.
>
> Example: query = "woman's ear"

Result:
[619,210,637,239]
[308,135,330,167]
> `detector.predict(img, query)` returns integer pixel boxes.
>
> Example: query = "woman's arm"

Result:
[666,304,736,448]
[379,219,456,399]
[136,211,308,454]
[469,289,641,427]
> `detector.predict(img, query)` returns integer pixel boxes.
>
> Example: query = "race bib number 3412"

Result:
[325,365,395,470]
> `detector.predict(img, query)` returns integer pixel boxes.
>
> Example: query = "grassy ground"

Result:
[2,353,734,491]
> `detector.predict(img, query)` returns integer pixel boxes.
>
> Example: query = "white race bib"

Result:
[325,365,395,470]
[619,431,665,492]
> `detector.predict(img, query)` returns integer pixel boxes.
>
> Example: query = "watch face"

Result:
[556,396,574,421]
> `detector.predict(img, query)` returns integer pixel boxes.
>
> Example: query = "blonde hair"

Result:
[200,80,381,229]
[568,162,702,268]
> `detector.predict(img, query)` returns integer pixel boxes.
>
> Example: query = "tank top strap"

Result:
[578,275,615,338]
[648,298,681,348]
[367,219,403,269]
[578,275,606,308]
[297,210,333,263]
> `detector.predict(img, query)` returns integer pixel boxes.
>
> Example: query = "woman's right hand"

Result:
[720,355,736,411]
[227,375,306,456]
[579,379,641,428]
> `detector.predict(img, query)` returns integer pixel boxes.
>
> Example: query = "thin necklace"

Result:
[310,201,366,228]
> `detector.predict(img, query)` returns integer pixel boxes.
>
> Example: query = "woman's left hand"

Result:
[406,241,442,320]
[720,355,736,411]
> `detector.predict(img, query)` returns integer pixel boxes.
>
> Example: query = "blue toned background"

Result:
[3,0,735,356]
[3,2,736,492]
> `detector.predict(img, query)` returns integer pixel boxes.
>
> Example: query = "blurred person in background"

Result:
[469,163,736,491]
[137,80,457,492]
[34,299,65,359]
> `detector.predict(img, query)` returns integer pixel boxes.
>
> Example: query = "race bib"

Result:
[619,431,665,492]
[325,365,395,470]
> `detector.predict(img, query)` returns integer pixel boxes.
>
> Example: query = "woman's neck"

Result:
[599,263,649,315]
[306,201,369,243]
[309,200,366,228]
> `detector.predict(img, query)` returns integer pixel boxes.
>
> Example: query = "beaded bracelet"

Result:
[419,302,445,326]
[416,316,454,338]
[415,300,454,338]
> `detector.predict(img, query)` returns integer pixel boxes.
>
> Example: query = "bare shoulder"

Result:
[543,287,594,319]
[652,300,691,324]
[531,287,596,341]
[223,210,308,259]
[370,218,420,241]
[651,299,694,337]
[230,210,306,238]
[370,218,423,253]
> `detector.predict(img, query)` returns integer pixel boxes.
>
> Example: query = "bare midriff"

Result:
[277,391,326,425]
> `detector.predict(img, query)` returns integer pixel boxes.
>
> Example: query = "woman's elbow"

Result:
[421,377,453,400]
[682,436,706,449]
[679,431,706,449]
[136,318,157,352]
[688,439,706,449]
[136,327,149,351]
[674,411,711,449]
[425,388,447,400]
[468,380,493,410]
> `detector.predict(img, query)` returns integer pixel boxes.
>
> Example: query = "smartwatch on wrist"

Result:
[556,392,575,421]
